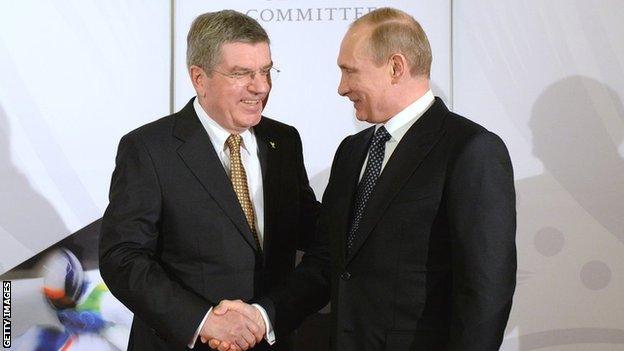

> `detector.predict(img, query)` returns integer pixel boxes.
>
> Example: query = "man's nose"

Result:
[249,73,271,94]
[337,76,349,96]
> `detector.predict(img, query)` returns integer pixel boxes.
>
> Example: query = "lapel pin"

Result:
[269,141,276,149]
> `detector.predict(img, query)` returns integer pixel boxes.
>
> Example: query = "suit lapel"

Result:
[253,119,283,263]
[334,127,375,263]
[173,99,259,252]
[346,98,448,264]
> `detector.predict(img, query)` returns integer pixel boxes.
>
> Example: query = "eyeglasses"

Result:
[212,66,280,86]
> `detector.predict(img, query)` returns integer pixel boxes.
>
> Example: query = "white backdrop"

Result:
[0,0,170,273]
[1,1,623,350]
[454,1,624,349]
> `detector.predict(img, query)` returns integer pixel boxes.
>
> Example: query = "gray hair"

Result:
[186,10,270,73]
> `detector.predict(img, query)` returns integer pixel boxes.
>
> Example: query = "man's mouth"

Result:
[241,99,262,105]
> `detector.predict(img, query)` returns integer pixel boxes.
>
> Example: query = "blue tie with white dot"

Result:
[347,126,391,253]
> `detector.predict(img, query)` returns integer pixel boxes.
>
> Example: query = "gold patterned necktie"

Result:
[226,134,262,252]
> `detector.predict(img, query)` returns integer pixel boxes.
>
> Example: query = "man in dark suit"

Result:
[215,7,516,351]
[98,10,320,351]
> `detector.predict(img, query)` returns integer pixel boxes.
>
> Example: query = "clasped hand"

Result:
[199,299,266,351]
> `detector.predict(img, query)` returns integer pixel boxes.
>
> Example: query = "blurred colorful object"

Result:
[41,249,87,310]
[12,248,131,350]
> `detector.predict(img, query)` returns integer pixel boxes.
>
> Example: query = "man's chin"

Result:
[244,115,263,128]
[354,112,369,122]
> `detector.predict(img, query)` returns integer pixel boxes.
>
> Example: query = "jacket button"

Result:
[341,271,351,281]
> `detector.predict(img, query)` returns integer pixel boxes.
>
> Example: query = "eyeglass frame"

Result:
[210,65,280,86]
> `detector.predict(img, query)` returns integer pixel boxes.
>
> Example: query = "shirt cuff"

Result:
[188,307,212,349]
[252,303,276,345]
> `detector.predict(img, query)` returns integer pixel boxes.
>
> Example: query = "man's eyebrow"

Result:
[229,65,251,71]
[229,62,274,71]
[338,64,356,71]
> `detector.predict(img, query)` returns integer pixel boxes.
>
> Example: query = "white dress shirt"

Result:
[359,90,435,180]
[189,97,275,348]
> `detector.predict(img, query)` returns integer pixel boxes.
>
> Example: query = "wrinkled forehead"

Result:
[218,41,272,67]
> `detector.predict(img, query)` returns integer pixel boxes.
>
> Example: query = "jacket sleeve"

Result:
[99,132,213,347]
[255,132,344,338]
[292,126,321,251]
[445,131,517,350]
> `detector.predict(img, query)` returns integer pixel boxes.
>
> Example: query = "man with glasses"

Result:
[99,10,322,351]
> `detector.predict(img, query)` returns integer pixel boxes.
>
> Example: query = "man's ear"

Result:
[189,65,207,94]
[389,53,407,83]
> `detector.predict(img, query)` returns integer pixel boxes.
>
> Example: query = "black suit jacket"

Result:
[268,98,516,350]
[99,98,319,350]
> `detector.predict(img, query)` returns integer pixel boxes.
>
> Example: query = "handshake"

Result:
[199,300,268,351]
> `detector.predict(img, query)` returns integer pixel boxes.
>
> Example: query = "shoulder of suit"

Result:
[443,111,509,152]
[444,111,489,137]
[257,115,301,139]
[259,115,293,130]
[122,112,177,143]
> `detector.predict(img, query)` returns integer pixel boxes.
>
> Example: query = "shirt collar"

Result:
[378,89,435,143]
[193,97,256,154]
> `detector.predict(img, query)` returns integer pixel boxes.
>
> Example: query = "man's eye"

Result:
[232,71,250,78]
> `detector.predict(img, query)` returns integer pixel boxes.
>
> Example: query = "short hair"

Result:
[186,10,270,72]
[353,7,432,78]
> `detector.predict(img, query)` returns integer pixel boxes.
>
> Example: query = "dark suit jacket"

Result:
[99,98,319,351]
[268,98,516,350]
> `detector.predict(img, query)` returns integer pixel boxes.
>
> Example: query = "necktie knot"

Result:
[226,134,242,151]
[372,126,391,145]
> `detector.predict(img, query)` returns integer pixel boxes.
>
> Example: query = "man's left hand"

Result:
[206,300,266,351]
